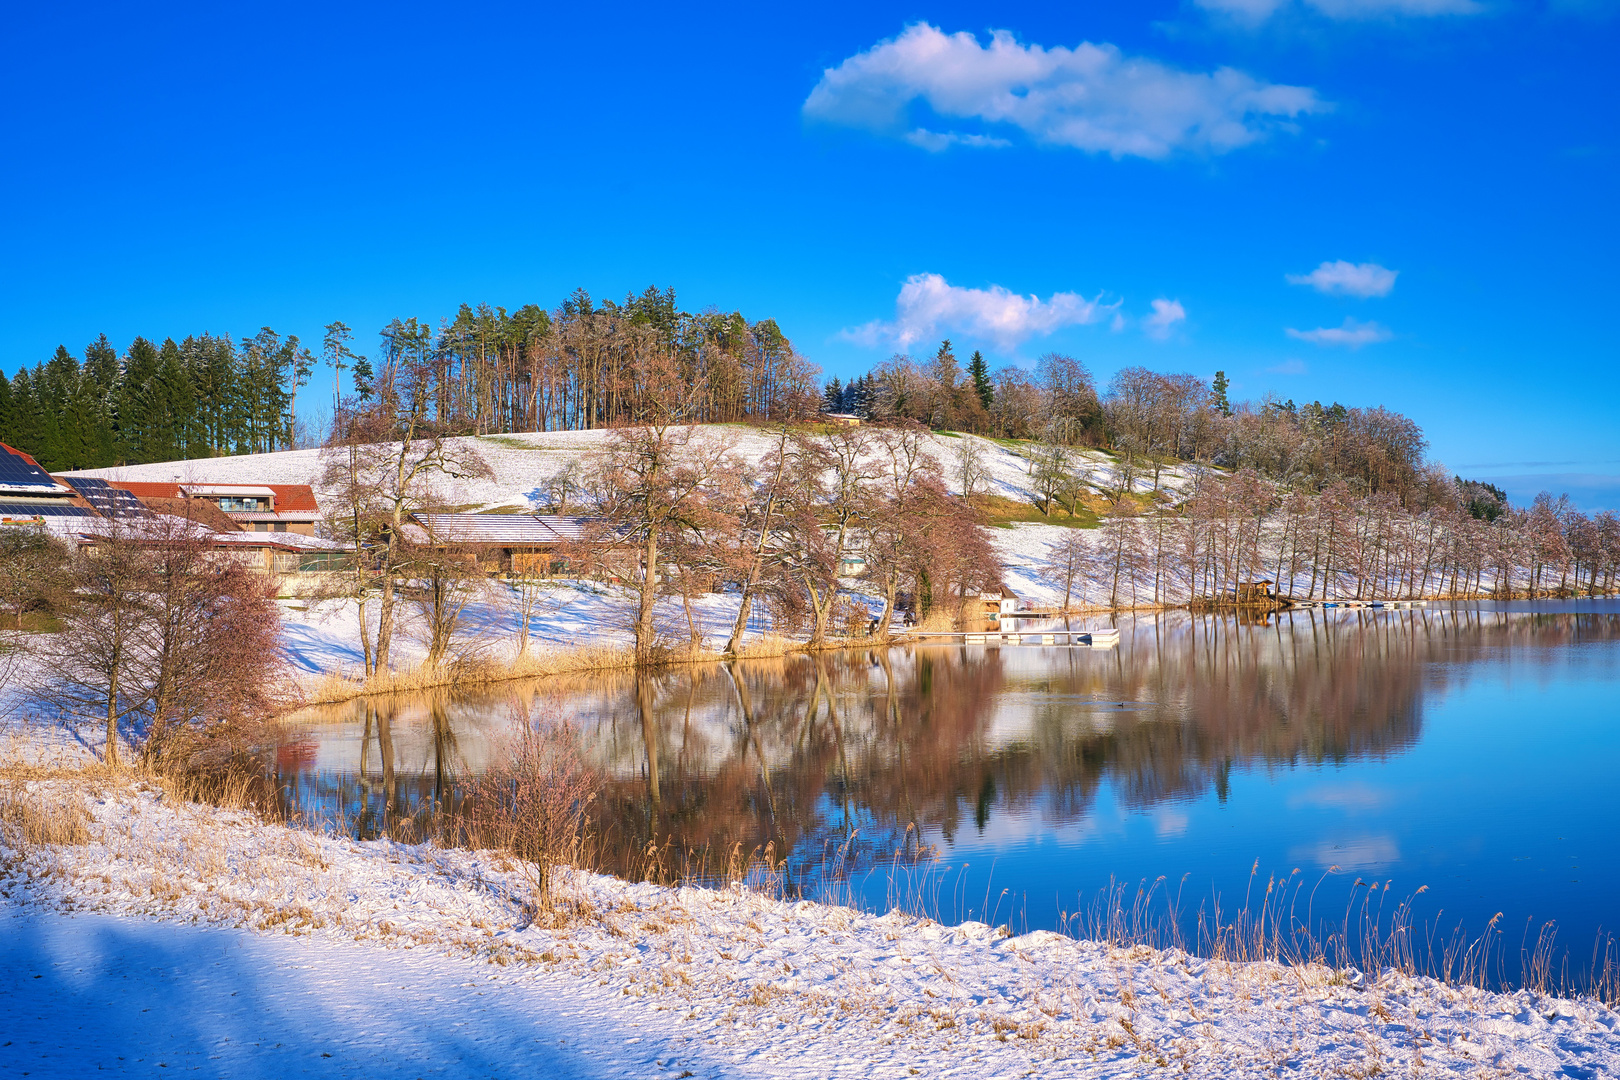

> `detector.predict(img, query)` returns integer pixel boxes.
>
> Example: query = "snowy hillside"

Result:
[64,426,1199,517]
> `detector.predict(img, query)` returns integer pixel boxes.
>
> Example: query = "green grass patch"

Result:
[973,494,1099,529]
[3,611,66,634]
[477,435,546,450]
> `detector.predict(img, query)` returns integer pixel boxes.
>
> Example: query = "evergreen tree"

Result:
[31,358,67,470]
[59,371,103,470]
[0,370,13,447]
[82,335,120,467]
[1212,370,1232,417]
[822,377,843,413]
[967,350,993,411]
[351,356,375,403]
[116,337,162,462]
[10,370,42,458]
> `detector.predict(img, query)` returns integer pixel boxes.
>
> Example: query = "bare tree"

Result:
[953,435,988,499]
[318,357,492,675]
[1042,531,1092,611]
[0,526,71,629]
[405,532,489,668]
[43,519,282,767]
[785,425,882,645]
[585,423,738,661]
[723,423,797,654]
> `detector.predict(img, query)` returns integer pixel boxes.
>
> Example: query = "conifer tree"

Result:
[1212,370,1232,417]
[822,377,843,413]
[10,370,41,458]
[0,371,13,447]
[967,350,993,411]
[116,337,162,462]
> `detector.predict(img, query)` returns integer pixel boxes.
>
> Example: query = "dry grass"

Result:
[299,643,641,704]
[297,632,907,706]
[0,783,91,848]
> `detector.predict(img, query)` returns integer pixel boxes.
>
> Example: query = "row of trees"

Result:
[0,286,814,473]
[841,344,1439,506]
[1044,472,1620,608]
[317,339,995,667]
[0,332,313,471]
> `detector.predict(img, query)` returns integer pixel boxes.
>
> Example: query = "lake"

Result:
[276,601,1620,990]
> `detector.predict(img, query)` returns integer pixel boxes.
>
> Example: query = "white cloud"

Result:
[1197,0,1480,20]
[1286,318,1393,347]
[803,23,1325,160]
[1287,260,1398,297]
[843,273,1116,352]
[1142,298,1187,340]
[903,129,1011,151]
[1268,358,1309,374]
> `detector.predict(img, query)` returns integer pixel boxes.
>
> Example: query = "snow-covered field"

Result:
[4,770,1618,1079]
[65,426,1197,514]
[67,427,1146,668]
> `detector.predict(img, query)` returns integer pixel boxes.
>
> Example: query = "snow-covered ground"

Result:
[67,427,1151,670]
[65,426,1197,514]
[3,773,1618,1078]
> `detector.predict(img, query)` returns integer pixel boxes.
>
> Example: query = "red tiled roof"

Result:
[267,485,319,512]
[104,480,318,514]
[107,481,184,499]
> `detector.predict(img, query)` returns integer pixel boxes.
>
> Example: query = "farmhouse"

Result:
[408,512,592,575]
[84,481,321,534]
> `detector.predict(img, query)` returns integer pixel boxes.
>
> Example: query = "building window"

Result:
[274,522,286,532]
[217,497,265,512]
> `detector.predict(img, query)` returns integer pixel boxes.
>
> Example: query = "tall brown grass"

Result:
[296,633,899,706]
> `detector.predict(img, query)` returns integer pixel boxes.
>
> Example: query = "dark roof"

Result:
[0,501,99,521]
[59,477,153,519]
[0,443,71,495]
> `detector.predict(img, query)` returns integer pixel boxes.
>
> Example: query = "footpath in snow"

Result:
[4,774,1619,1078]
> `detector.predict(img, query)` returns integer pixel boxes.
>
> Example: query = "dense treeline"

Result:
[839,342,1435,507]
[0,331,311,471]
[0,286,814,471]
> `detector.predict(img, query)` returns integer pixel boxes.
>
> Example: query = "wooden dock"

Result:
[898,628,1121,649]
[1282,598,1428,610]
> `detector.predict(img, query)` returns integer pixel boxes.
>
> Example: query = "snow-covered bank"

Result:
[4,773,1618,1078]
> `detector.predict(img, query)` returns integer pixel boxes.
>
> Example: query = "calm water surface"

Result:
[277,602,1620,983]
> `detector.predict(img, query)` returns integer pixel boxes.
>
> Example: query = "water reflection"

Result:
[277,605,1620,977]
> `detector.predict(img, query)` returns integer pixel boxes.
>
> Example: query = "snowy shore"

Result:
[4,772,1618,1078]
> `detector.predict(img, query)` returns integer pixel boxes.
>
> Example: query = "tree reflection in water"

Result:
[275,607,1619,923]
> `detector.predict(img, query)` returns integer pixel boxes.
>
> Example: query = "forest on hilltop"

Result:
[0,284,1516,525]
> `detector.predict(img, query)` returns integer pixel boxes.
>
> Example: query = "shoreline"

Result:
[3,765,1618,1078]
[286,593,1619,708]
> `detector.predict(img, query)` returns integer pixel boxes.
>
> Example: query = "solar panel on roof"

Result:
[61,477,152,518]
[0,502,98,520]
[0,449,60,488]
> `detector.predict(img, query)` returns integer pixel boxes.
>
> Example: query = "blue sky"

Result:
[2,1,1616,507]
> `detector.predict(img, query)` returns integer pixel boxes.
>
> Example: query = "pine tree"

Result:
[82,335,120,466]
[822,377,843,413]
[0,371,13,447]
[23,354,75,470]
[1212,370,1232,417]
[351,357,375,403]
[116,337,162,462]
[967,350,993,411]
[10,370,41,458]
